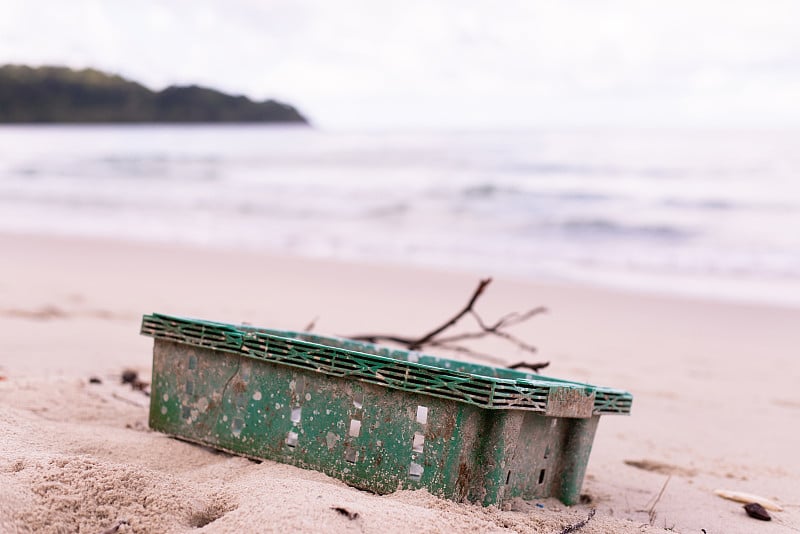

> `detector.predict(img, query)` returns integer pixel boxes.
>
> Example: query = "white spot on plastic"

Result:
[252,391,262,401]
[162,393,169,402]
[412,432,425,453]
[305,393,311,401]
[160,406,167,415]
[416,406,428,425]
[349,419,361,437]
[275,403,281,410]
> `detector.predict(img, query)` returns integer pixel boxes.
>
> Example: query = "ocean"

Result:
[2,125,799,307]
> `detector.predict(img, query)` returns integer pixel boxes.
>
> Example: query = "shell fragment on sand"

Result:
[743,503,771,521]
[713,489,783,511]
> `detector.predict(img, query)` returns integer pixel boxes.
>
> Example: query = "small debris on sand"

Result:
[331,506,359,520]
[743,503,771,521]
[121,370,138,385]
[89,376,102,384]
[121,369,150,395]
[557,508,595,534]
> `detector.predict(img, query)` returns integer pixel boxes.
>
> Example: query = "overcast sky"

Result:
[2,0,799,129]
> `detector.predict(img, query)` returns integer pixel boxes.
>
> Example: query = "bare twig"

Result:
[420,342,506,363]
[508,361,551,372]
[556,509,596,534]
[353,334,418,345]
[645,475,671,526]
[409,277,493,349]
[349,278,549,370]
[303,316,319,332]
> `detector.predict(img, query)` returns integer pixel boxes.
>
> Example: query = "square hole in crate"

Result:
[412,432,425,453]
[349,419,361,437]
[286,431,298,448]
[345,447,359,464]
[408,462,424,480]
[291,407,302,423]
[416,406,428,425]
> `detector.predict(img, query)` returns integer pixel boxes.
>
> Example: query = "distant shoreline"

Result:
[0,122,312,127]
[0,64,310,124]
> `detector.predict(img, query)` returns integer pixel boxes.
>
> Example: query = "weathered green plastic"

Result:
[141,313,632,506]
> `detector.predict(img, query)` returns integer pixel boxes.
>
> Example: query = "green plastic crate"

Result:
[141,313,632,505]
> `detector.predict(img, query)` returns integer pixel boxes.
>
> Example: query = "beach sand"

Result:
[1,233,798,533]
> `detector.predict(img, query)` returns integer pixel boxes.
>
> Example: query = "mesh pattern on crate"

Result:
[141,313,631,415]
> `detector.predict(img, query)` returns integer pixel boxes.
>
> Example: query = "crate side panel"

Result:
[503,414,569,501]
[149,340,477,497]
[461,410,526,505]
[502,413,600,504]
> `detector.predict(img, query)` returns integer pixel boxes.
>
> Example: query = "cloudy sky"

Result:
[2,0,799,129]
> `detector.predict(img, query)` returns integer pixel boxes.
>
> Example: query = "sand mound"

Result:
[6,455,235,533]
[0,378,659,534]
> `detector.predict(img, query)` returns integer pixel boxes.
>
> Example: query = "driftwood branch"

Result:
[350,278,549,372]
[410,278,492,349]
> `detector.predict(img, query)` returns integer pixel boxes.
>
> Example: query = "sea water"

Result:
[1,125,798,307]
